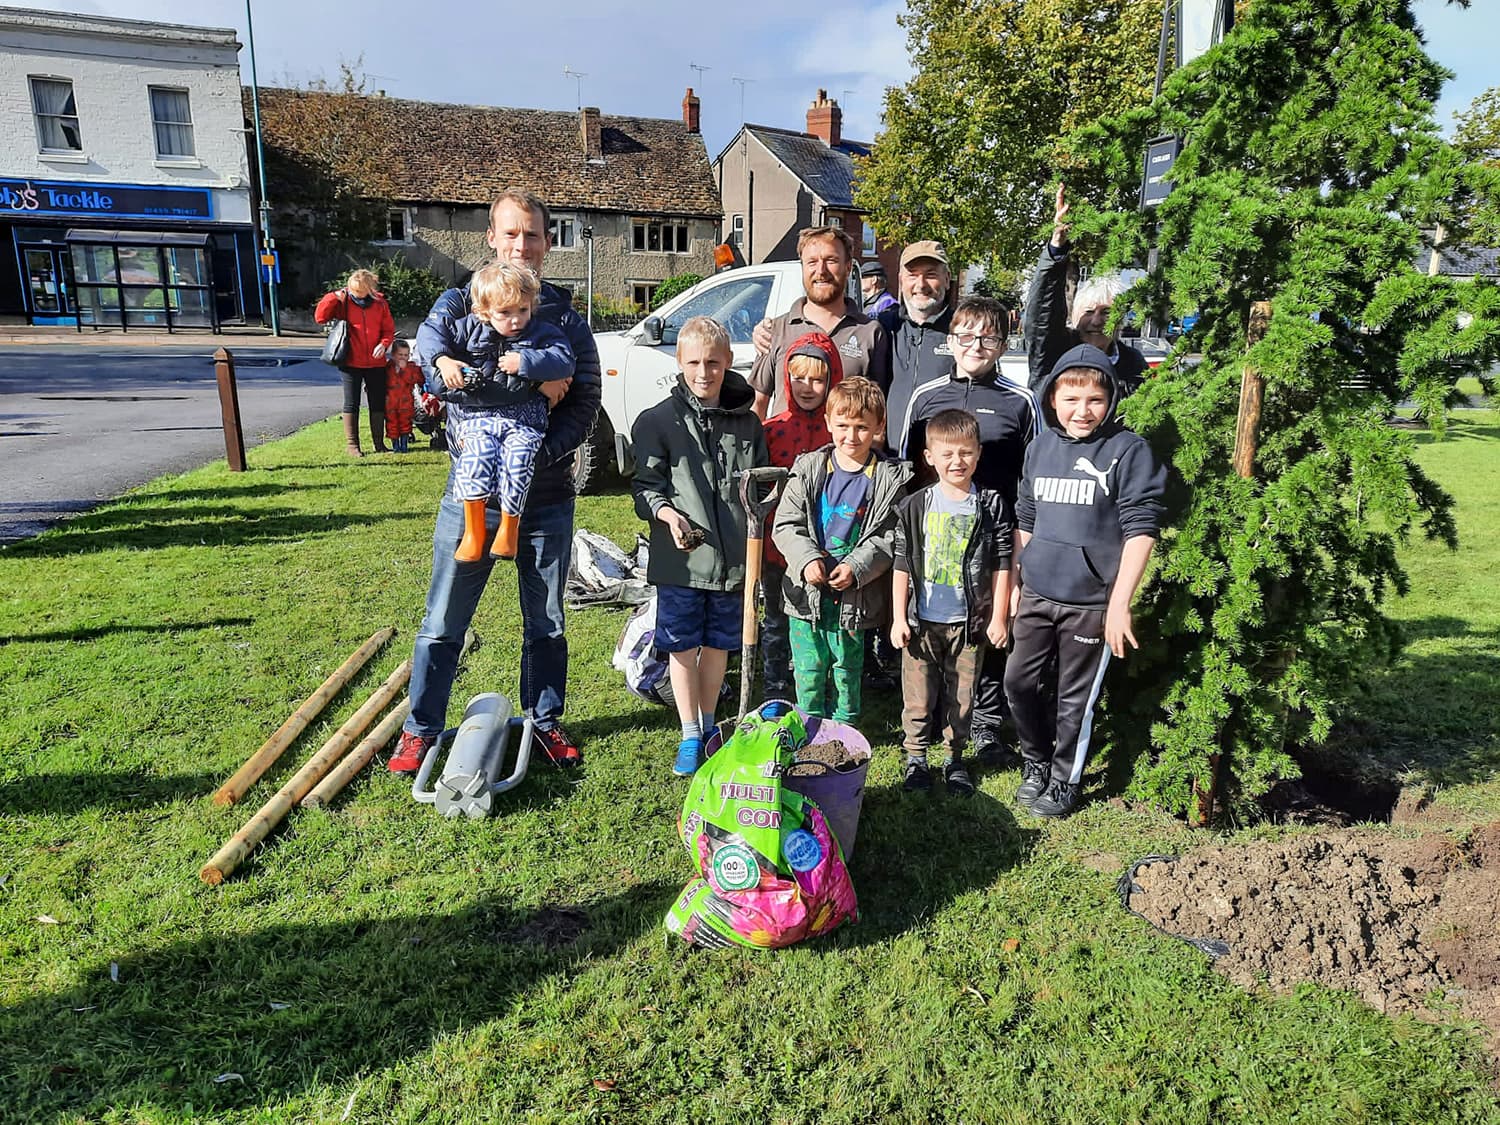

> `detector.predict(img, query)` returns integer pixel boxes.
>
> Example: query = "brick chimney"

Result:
[682,87,700,134]
[580,106,603,163]
[806,88,841,147]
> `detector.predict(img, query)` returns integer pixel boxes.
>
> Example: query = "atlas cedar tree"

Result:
[1057,0,1500,816]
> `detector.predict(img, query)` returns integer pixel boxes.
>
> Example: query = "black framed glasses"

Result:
[950,332,1004,350]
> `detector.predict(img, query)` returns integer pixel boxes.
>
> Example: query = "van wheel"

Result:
[572,413,615,495]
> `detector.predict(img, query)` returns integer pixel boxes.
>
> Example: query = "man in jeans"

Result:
[388,189,601,773]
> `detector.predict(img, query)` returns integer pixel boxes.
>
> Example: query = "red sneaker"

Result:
[388,730,434,774]
[534,724,582,769]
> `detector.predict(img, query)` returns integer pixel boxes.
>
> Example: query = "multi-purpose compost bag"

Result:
[665,703,858,949]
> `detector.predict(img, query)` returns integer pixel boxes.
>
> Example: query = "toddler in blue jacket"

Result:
[416,262,573,561]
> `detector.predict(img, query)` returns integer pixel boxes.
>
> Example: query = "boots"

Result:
[369,410,389,453]
[492,511,521,560]
[454,499,489,563]
[342,411,363,458]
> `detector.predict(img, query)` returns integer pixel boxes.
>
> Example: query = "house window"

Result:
[378,208,413,244]
[30,77,82,153]
[632,282,660,310]
[549,214,577,248]
[632,220,689,253]
[149,86,195,159]
[862,222,877,256]
[827,215,844,229]
[730,214,745,249]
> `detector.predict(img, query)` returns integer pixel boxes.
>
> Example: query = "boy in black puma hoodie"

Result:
[1004,344,1166,818]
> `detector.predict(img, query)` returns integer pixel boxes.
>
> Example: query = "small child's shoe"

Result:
[902,756,932,792]
[943,759,975,798]
[1015,761,1050,807]
[673,738,704,777]
[1029,780,1081,818]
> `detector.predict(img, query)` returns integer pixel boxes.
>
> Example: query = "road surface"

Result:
[0,344,338,542]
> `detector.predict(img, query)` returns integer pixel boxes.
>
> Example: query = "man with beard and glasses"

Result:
[750,226,889,419]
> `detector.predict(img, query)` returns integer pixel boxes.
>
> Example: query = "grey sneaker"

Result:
[1016,762,1050,807]
[1029,779,1081,819]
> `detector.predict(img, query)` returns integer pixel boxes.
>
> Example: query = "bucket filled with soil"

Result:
[704,710,872,859]
[784,718,872,860]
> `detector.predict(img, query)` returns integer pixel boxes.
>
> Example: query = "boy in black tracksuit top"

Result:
[1005,344,1166,818]
[901,297,1041,762]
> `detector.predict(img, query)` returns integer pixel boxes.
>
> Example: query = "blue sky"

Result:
[26,0,1498,158]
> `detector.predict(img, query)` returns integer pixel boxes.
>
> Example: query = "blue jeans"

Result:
[406,493,573,738]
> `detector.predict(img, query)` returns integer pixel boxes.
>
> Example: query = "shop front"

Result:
[0,177,261,330]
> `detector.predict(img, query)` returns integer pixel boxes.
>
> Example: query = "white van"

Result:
[573,260,860,493]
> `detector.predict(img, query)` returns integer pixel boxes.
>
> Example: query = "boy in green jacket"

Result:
[631,316,769,776]
[771,377,911,724]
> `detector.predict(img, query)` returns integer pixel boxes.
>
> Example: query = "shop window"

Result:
[632,282,660,310]
[31,77,82,153]
[632,221,689,253]
[550,214,577,248]
[378,208,413,244]
[149,87,195,159]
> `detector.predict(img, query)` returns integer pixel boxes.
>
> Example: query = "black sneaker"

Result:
[534,724,582,769]
[943,760,975,798]
[1029,779,1081,818]
[1015,762,1050,807]
[974,733,1021,769]
[902,757,932,792]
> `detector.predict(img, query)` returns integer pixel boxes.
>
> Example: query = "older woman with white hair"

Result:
[315,268,397,457]
[1022,184,1148,397]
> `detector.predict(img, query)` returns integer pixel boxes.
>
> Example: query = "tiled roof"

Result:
[1433,245,1500,277]
[249,88,722,218]
[739,125,872,210]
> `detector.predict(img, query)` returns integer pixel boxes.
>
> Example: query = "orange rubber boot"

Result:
[454,499,489,562]
[491,511,521,560]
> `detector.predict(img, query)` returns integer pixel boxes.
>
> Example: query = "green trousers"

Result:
[789,601,865,722]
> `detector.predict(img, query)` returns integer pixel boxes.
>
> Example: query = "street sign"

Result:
[260,249,280,284]
[1142,135,1182,208]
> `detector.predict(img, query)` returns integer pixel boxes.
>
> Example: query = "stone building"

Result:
[252,85,721,313]
[0,7,260,328]
[714,89,899,281]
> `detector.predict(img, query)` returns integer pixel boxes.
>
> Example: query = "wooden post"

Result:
[214,346,247,472]
[1192,299,1272,828]
[200,659,413,885]
[212,627,396,806]
[301,700,410,809]
[1230,301,1272,479]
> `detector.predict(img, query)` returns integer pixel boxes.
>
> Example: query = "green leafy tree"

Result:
[652,273,704,307]
[1057,0,1500,817]
[1454,85,1500,164]
[327,256,446,321]
[855,0,1160,270]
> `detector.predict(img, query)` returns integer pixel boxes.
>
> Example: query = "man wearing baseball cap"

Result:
[879,240,958,462]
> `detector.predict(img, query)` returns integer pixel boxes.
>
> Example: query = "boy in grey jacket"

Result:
[771,377,911,724]
[631,316,769,777]
[890,409,1014,797]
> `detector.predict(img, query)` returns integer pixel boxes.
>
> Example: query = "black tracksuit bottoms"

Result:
[1003,590,1112,786]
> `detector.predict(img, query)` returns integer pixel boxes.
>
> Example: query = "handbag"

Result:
[320,292,352,366]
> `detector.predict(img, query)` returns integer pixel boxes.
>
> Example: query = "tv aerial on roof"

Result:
[563,65,588,109]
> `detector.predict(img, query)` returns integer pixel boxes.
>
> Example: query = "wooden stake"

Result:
[212,627,395,806]
[214,347,247,473]
[1231,300,1272,479]
[301,700,410,810]
[200,660,412,885]
[1193,300,1273,828]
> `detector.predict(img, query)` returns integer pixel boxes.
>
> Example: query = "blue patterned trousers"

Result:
[449,398,548,515]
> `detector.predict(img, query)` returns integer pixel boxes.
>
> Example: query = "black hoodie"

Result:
[1016,344,1166,609]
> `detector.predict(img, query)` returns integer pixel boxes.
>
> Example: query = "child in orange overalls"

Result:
[384,340,422,453]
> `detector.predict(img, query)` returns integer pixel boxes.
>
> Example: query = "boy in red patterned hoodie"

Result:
[760,332,843,698]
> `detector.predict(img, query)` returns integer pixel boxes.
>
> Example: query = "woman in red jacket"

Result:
[315,268,397,457]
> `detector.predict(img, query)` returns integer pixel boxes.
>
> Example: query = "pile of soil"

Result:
[1126,823,1500,1044]
[786,739,863,776]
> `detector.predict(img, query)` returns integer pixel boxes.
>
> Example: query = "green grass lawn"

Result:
[3,414,1498,1123]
